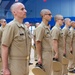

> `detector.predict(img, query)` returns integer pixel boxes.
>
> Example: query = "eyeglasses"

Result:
[45,13,52,16]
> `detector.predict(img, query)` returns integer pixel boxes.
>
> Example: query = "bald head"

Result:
[24,22,30,28]
[35,22,40,27]
[40,9,51,17]
[54,14,63,21]
[64,18,71,23]
[10,2,27,20]
[71,21,75,28]
[10,2,25,13]
[71,21,75,25]
[64,18,71,26]
[71,21,75,24]
[0,19,6,22]
[25,22,29,25]
[0,19,7,27]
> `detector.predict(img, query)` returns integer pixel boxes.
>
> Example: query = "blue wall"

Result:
[25,0,75,18]
[2,0,75,18]
[1,0,75,27]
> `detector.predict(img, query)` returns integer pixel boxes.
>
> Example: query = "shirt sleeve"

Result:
[33,29,36,36]
[62,29,67,39]
[2,25,14,47]
[36,26,44,41]
[0,28,2,42]
[51,28,59,40]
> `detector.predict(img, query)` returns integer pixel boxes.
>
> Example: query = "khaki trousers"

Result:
[32,45,37,60]
[68,41,75,69]
[62,44,69,75]
[9,58,29,75]
[42,51,52,75]
[52,50,63,75]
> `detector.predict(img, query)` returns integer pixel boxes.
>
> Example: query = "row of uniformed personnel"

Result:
[34,9,75,75]
[0,2,75,75]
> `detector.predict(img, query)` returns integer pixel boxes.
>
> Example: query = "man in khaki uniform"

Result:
[24,22,32,65]
[68,21,75,73]
[51,14,64,75]
[0,19,7,39]
[62,18,71,75]
[35,9,52,75]
[1,2,29,75]
[0,19,7,29]
[0,19,7,58]
[33,22,40,61]
[0,20,1,42]
[0,20,1,39]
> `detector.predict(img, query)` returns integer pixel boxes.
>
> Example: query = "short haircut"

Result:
[71,21,75,24]
[54,14,63,21]
[0,19,6,22]
[35,22,40,25]
[64,18,71,23]
[24,22,29,25]
[10,2,23,12]
[40,9,50,17]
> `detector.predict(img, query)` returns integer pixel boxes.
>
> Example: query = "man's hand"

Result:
[54,53,58,59]
[63,54,66,57]
[70,50,73,54]
[70,47,73,54]
[38,57,42,64]
[3,68,10,75]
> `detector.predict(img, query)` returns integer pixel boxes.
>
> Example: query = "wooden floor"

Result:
[0,48,75,75]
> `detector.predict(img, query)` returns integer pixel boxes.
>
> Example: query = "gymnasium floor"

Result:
[0,48,75,75]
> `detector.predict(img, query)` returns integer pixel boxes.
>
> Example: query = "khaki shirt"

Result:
[26,27,32,52]
[0,27,2,43]
[33,28,37,44]
[51,24,63,50]
[0,27,2,53]
[33,28,36,37]
[2,19,29,59]
[62,26,71,47]
[36,22,52,52]
[70,27,75,40]
[0,26,6,51]
[70,27,75,54]
[0,26,7,41]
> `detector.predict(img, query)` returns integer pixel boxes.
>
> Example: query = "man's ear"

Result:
[13,11,16,14]
[13,11,17,15]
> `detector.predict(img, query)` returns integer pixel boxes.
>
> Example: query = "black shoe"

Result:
[29,63,33,65]
[0,69,3,75]
[35,63,43,70]
[69,69,75,73]
[63,74,68,75]
[35,59,37,61]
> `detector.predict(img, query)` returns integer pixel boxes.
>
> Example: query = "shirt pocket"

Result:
[59,31,63,38]
[44,30,51,38]
[73,32,75,37]
[67,31,71,37]
[18,32,25,41]
[28,31,32,39]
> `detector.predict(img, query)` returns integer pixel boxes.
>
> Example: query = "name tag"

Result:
[20,33,24,36]
[47,32,49,34]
